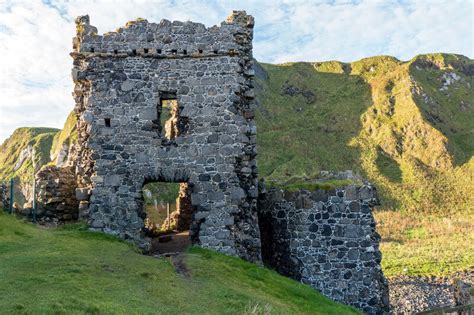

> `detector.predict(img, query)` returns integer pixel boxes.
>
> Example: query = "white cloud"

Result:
[0,0,472,143]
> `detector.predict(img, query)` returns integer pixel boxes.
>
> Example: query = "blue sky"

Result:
[0,0,472,143]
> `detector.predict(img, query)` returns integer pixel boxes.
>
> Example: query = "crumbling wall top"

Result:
[72,11,254,58]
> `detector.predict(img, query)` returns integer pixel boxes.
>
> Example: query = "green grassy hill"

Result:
[0,127,59,205]
[255,53,474,276]
[0,112,77,205]
[0,211,358,314]
[256,53,473,215]
[50,111,78,166]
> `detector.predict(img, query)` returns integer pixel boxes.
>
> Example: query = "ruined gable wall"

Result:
[258,185,390,314]
[70,12,261,262]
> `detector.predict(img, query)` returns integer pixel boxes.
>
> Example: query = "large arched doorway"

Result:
[142,180,196,255]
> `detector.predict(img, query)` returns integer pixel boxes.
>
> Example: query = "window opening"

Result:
[157,92,179,141]
[104,118,111,127]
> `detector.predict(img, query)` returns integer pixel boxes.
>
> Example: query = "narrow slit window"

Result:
[144,48,149,54]
[132,49,137,56]
[157,49,162,54]
[157,92,179,141]
[114,49,118,54]
[213,49,218,54]
[198,49,203,54]
[90,48,95,53]
[183,49,187,55]
[104,118,111,127]
[171,49,177,54]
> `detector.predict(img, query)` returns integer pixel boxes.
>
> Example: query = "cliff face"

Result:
[255,53,473,214]
[0,127,58,206]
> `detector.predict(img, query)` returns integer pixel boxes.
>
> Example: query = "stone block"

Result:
[75,188,90,201]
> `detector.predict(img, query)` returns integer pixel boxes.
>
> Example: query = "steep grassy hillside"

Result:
[0,211,358,314]
[256,53,473,214]
[255,53,474,276]
[0,113,77,205]
[50,111,77,166]
[0,127,59,204]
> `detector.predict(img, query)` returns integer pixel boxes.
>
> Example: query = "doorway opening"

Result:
[142,181,195,255]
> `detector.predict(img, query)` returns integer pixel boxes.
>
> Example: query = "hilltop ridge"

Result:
[256,53,473,214]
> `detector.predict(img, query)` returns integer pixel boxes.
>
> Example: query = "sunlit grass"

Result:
[0,211,359,314]
[375,210,474,276]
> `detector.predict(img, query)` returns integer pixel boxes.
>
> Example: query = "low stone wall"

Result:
[258,184,389,314]
[0,183,8,210]
[35,165,79,221]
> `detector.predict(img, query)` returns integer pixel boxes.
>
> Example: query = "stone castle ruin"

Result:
[19,11,389,314]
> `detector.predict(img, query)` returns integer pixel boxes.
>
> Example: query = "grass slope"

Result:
[256,53,473,214]
[0,127,59,180]
[255,53,474,276]
[0,127,59,204]
[0,211,358,314]
[377,210,474,277]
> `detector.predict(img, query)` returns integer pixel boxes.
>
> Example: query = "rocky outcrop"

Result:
[14,145,33,171]
[258,184,390,314]
[280,80,316,104]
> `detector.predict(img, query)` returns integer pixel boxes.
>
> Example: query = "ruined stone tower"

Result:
[70,11,261,262]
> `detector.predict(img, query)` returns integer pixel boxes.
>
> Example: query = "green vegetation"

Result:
[143,182,180,227]
[256,61,371,180]
[256,53,473,276]
[0,211,358,314]
[256,53,473,214]
[376,210,474,276]
[0,127,59,205]
[50,111,77,164]
[143,182,180,205]
[268,179,355,192]
[0,127,59,181]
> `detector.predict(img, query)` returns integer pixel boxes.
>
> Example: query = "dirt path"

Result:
[150,230,191,255]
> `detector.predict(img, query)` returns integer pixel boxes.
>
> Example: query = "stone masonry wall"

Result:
[35,165,79,221]
[70,11,261,261]
[0,183,8,210]
[258,184,390,314]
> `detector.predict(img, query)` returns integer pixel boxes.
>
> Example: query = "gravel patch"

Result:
[388,269,473,314]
